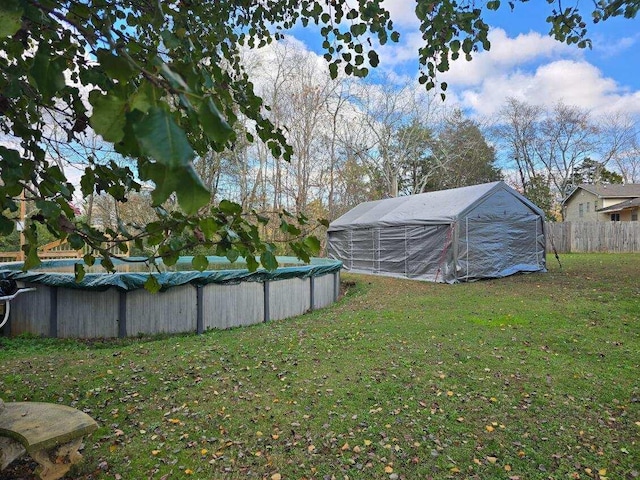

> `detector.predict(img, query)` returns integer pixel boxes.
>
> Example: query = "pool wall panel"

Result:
[202,282,264,330]
[313,273,337,309]
[9,283,51,337]
[57,288,120,338]
[268,278,310,321]
[126,284,197,336]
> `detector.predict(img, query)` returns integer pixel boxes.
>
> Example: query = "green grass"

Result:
[0,254,638,479]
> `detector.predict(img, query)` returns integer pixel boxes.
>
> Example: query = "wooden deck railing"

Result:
[0,239,131,263]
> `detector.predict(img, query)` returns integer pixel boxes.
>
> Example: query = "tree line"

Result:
[1,0,638,273]
[85,40,640,245]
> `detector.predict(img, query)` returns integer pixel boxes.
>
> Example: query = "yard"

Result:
[0,253,638,479]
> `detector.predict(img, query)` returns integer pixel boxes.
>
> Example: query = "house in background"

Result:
[562,184,640,222]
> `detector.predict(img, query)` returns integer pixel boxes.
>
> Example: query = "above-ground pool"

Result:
[0,256,342,339]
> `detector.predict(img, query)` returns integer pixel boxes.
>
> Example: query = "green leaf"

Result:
[368,50,380,67]
[199,98,234,144]
[0,216,14,235]
[261,250,278,271]
[89,90,128,143]
[160,30,181,49]
[74,263,86,283]
[23,244,41,271]
[68,233,84,250]
[199,218,219,238]
[328,62,338,79]
[95,49,136,83]
[134,106,195,169]
[31,45,65,101]
[130,83,156,113]
[83,254,95,266]
[138,162,209,214]
[144,275,161,293]
[246,255,259,271]
[192,254,209,271]
[303,235,321,255]
[255,212,270,225]
[162,250,179,266]
[0,0,23,38]
[226,249,239,263]
[218,199,243,215]
[174,166,210,214]
[157,62,190,92]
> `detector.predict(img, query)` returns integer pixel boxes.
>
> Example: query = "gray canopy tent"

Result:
[327,181,546,283]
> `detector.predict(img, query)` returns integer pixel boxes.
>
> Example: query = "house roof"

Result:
[328,181,543,231]
[597,197,640,213]
[563,183,640,205]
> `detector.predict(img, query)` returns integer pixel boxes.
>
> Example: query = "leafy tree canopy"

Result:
[570,158,624,186]
[0,0,637,280]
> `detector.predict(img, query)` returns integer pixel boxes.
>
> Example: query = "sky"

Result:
[288,0,640,119]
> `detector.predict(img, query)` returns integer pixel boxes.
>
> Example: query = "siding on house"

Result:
[563,190,603,222]
[563,184,640,222]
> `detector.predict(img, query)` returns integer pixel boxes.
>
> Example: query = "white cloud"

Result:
[375,30,428,70]
[592,32,640,57]
[404,28,640,118]
[455,59,640,118]
[381,0,419,28]
[443,28,576,87]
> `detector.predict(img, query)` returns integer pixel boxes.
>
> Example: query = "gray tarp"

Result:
[328,181,546,283]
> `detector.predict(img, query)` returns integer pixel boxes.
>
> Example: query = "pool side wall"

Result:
[4,272,340,338]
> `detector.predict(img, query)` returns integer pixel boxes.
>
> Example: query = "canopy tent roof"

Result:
[329,181,543,230]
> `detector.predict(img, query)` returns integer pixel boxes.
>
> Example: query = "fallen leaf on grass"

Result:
[487,456,498,464]
[384,465,393,473]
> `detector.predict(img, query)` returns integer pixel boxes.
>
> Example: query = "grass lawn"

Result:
[0,253,638,479]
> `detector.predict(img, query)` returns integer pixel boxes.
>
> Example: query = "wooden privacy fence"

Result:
[546,222,640,253]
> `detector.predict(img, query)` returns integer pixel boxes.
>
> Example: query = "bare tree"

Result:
[598,112,640,183]
[536,102,597,197]
[356,79,439,197]
[494,98,546,190]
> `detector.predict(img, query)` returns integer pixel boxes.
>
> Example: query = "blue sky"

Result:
[289,1,640,119]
